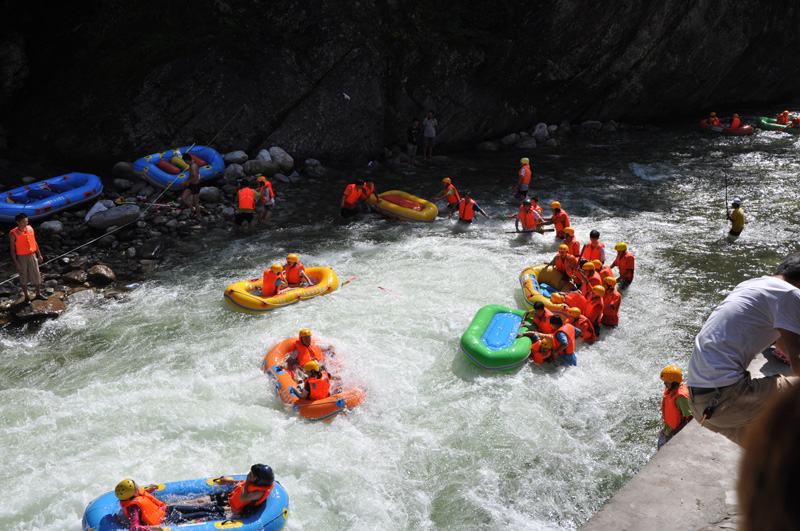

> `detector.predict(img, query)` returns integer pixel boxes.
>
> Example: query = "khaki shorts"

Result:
[689,373,797,446]
[16,253,41,287]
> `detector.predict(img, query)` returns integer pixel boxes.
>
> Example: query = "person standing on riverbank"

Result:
[9,213,44,303]
[180,152,201,218]
[235,180,259,231]
[727,197,745,243]
[407,119,420,166]
[658,365,692,449]
[686,252,800,446]
[255,175,275,225]
[422,110,438,161]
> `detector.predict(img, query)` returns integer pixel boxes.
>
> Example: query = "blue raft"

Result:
[82,475,289,531]
[0,173,103,223]
[133,145,225,189]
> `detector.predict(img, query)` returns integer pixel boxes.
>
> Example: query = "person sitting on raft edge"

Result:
[286,328,325,372]
[284,253,312,287]
[262,263,287,297]
[295,360,332,400]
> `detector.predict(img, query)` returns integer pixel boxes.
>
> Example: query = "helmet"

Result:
[564,227,575,236]
[615,242,628,252]
[299,328,312,337]
[582,262,595,271]
[732,197,742,205]
[568,307,582,317]
[250,464,274,487]
[660,365,683,384]
[558,244,569,253]
[270,264,283,273]
[539,335,554,349]
[520,157,530,165]
[604,276,617,286]
[591,259,602,270]
[115,479,137,501]
[733,113,739,118]
[256,175,267,183]
[442,177,451,184]
[302,360,320,372]
[592,285,606,297]
[784,110,790,114]
[523,198,532,205]
[286,253,299,264]
[551,201,561,209]
[551,293,565,304]
[710,112,717,117]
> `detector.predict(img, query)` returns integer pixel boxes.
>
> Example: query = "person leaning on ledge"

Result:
[686,252,800,446]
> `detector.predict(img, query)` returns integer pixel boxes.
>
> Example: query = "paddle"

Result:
[341,276,359,286]
[505,228,555,234]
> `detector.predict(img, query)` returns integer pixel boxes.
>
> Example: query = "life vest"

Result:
[360,183,375,201]
[730,116,741,129]
[120,488,167,526]
[257,181,274,205]
[554,254,578,276]
[443,183,461,205]
[238,187,256,211]
[777,113,789,125]
[555,324,577,355]
[552,210,570,236]
[518,164,532,186]
[564,236,580,257]
[599,266,614,279]
[585,296,604,325]
[564,291,586,314]
[662,383,691,430]
[612,251,635,282]
[294,340,325,367]
[342,183,361,208]
[602,288,621,326]
[709,117,721,126]
[792,117,800,128]
[533,308,554,333]
[531,200,543,215]
[285,262,305,285]
[572,314,596,344]
[229,481,273,515]
[458,199,476,221]
[530,337,554,365]
[580,242,605,262]
[307,373,331,400]
[587,272,602,287]
[518,206,539,230]
[10,226,38,256]
[261,270,284,297]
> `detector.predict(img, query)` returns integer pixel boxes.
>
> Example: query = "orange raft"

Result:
[261,338,365,422]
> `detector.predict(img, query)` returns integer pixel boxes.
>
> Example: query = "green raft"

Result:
[758,116,800,134]
[461,304,532,371]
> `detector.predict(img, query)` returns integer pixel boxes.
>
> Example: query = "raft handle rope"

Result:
[0,104,248,287]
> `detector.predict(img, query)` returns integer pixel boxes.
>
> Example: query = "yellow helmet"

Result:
[551,293,565,304]
[733,113,739,118]
[591,259,602,270]
[302,360,320,372]
[256,175,267,183]
[592,285,606,297]
[710,112,717,117]
[582,262,595,271]
[784,110,790,114]
[551,201,561,209]
[115,479,137,501]
[558,244,569,253]
[520,157,530,165]
[299,328,312,337]
[270,264,283,273]
[660,365,683,384]
[568,307,582,317]
[286,253,299,264]
[604,276,617,287]
[539,334,554,349]
[615,242,628,252]
[564,227,575,236]
[442,177,451,184]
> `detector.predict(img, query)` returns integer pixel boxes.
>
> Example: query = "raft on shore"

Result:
[133,145,224,189]
[461,304,532,371]
[224,266,339,313]
[366,190,438,222]
[0,173,103,223]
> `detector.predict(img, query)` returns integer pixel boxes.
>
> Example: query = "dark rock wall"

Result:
[2,0,799,166]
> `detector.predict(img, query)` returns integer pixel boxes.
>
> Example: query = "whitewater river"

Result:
[1,118,798,530]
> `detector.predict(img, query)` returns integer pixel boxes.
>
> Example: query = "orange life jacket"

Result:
[228,481,273,515]
[602,288,621,326]
[443,183,461,205]
[730,117,741,129]
[564,291,586,314]
[342,183,361,208]
[564,236,580,257]
[294,340,324,367]
[518,205,539,230]
[572,314,596,344]
[792,117,800,128]
[458,199,476,221]
[307,372,331,400]
[262,270,284,297]
[580,242,605,262]
[530,337,554,365]
[238,187,256,211]
[585,296,604,325]
[599,266,614,279]
[531,200,543,215]
[662,383,691,430]
[120,488,167,526]
[533,308,554,333]
[709,117,721,126]
[612,251,635,282]
[360,183,375,201]
[10,226,38,256]
[518,164,531,186]
[552,210,570,236]
[554,253,578,276]
[555,324,577,355]
[285,262,305,285]
[257,181,274,205]
[777,113,789,125]
[587,272,602,288]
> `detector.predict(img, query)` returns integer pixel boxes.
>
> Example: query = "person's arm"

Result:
[9,234,18,268]
[599,247,606,264]
[301,270,313,285]
[126,505,153,531]
[515,218,521,231]
[476,204,489,218]
[676,395,693,420]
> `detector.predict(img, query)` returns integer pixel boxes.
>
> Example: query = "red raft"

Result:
[699,119,754,136]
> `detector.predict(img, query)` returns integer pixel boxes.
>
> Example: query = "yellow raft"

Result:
[224,266,339,313]
[366,190,438,222]
[519,264,571,310]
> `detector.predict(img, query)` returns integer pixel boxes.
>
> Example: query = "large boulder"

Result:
[477,141,500,152]
[500,132,519,146]
[87,204,141,230]
[87,264,116,285]
[112,161,140,180]
[533,122,549,142]
[243,159,279,176]
[223,150,248,165]
[12,296,66,322]
[199,186,221,203]
[256,149,272,162]
[268,146,294,172]
[63,269,88,284]
[223,163,244,182]
[113,178,132,191]
[515,138,537,149]
[581,120,603,131]
[39,220,64,234]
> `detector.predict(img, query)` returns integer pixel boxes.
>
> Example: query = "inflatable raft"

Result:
[133,145,225,189]
[461,304,532,370]
[0,173,103,223]
[262,337,365,421]
[366,190,438,222]
[82,475,289,531]
[519,264,570,309]
[757,116,800,134]
[224,266,339,313]
[698,119,754,136]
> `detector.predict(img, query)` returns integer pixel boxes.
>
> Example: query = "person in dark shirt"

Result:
[407,119,420,166]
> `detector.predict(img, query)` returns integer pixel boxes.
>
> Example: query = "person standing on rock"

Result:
[180,152,201,218]
[686,252,800,446]
[235,180,259,231]
[255,175,275,225]
[407,119,421,166]
[422,110,438,161]
[9,213,44,303]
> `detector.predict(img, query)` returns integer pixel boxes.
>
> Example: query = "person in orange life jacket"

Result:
[434,177,461,218]
[262,264,287,297]
[296,360,332,400]
[657,365,692,449]
[283,253,312,287]
[776,110,790,125]
[549,315,581,366]
[340,182,363,218]
[9,213,44,302]
[523,301,555,333]
[509,198,544,232]
[529,195,544,215]
[357,180,376,212]
[543,201,570,239]
[790,116,800,129]
[550,244,579,278]
[729,113,742,129]
[566,306,596,344]
[585,285,605,334]
[580,230,606,263]
[576,261,601,297]
[457,193,488,223]
[517,157,532,198]
[561,288,587,314]
[209,464,276,517]
[516,330,556,365]
[596,259,614,281]
[708,111,721,127]
[235,180,261,229]
[610,242,635,288]
[601,276,621,327]
[563,227,580,256]
[286,328,325,372]
[255,175,275,225]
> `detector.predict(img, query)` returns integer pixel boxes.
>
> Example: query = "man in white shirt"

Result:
[686,253,800,446]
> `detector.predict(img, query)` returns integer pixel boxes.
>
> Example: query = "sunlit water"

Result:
[1,117,798,530]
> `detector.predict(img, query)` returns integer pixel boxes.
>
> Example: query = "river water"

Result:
[1,117,798,530]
